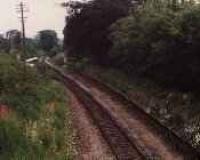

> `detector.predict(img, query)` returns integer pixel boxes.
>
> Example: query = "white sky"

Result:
[0,0,66,39]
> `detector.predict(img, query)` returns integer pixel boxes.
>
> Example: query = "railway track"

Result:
[45,60,200,160]
[67,79,143,160]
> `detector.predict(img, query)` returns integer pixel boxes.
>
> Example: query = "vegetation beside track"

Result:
[63,0,200,152]
[0,54,76,160]
[64,1,200,91]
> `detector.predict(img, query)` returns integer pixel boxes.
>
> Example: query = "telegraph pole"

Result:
[16,1,28,60]
[16,1,28,75]
[20,2,26,58]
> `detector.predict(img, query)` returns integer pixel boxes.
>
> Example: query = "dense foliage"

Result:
[64,0,200,90]
[0,35,9,52]
[0,55,44,119]
[38,30,59,56]
[0,54,75,159]
[63,0,133,64]
[110,4,200,90]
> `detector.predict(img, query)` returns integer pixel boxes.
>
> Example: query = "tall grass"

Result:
[0,54,75,160]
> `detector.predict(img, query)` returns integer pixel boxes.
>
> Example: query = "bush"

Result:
[0,54,75,159]
[109,4,200,90]
[0,55,40,119]
[0,54,62,119]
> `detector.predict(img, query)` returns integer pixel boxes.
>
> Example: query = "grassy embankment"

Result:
[68,60,200,151]
[0,54,76,160]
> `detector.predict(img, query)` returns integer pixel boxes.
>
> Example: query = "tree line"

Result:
[0,29,61,58]
[63,0,200,90]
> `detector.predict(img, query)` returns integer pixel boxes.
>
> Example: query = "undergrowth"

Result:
[0,54,75,160]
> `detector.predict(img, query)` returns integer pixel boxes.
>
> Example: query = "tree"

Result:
[38,30,58,54]
[25,38,39,57]
[6,30,21,53]
[109,3,200,90]
[63,0,135,64]
[0,35,9,52]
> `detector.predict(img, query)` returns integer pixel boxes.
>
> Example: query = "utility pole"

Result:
[16,1,28,60]
[20,2,26,58]
[16,1,28,75]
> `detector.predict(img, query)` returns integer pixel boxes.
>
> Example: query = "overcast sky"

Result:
[0,0,66,38]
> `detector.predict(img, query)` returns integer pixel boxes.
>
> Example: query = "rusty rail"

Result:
[45,60,200,159]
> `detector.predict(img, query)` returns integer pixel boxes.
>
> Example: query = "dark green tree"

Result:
[63,0,135,64]
[0,35,9,52]
[38,30,58,54]
[25,38,39,57]
[6,30,21,52]
[110,3,200,90]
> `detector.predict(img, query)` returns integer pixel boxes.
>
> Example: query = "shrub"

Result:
[110,4,200,90]
[0,54,75,159]
[0,54,62,119]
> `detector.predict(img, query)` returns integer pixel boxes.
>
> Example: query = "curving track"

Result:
[45,60,200,160]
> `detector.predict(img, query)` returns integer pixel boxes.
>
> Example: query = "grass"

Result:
[0,54,76,160]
